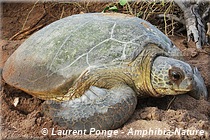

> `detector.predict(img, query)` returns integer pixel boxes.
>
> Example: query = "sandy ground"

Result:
[1,2,210,140]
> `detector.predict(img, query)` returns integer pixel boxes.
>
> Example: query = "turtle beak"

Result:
[188,67,208,100]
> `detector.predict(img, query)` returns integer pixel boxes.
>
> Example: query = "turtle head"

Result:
[151,56,194,96]
[132,44,207,100]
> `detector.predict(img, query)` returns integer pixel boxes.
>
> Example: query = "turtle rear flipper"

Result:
[42,84,137,132]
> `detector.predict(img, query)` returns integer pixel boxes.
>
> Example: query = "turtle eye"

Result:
[169,67,184,82]
[171,71,181,81]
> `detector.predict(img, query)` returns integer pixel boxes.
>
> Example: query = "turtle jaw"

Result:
[171,76,194,93]
[151,72,194,96]
[174,89,191,92]
[154,87,191,96]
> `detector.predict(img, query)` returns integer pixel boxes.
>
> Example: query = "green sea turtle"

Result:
[2,13,208,132]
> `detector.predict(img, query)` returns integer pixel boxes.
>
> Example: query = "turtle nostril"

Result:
[189,77,193,81]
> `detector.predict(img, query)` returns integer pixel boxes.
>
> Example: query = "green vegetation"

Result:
[102,0,179,36]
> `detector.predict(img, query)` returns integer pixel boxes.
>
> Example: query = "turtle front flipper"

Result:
[42,84,137,133]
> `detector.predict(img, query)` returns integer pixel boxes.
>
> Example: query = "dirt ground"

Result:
[1,2,210,140]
